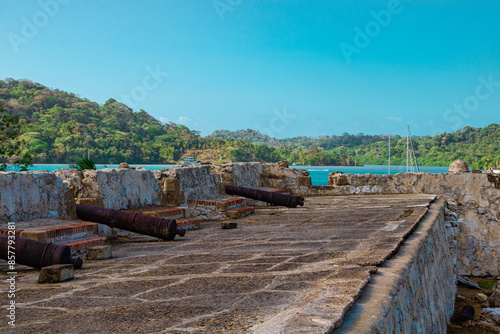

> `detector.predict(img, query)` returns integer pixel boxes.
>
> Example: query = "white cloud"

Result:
[159,116,192,124]
[178,116,191,123]
[385,116,403,122]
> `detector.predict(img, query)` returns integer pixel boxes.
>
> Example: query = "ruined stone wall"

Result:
[55,168,160,210]
[212,162,263,188]
[0,171,75,222]
[260,162,311,196]
[326,172,500,276]
[155,165,224,205]
[337,201,457,333]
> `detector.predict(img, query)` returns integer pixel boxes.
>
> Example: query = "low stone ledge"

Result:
[335,199,456,333]
[38,264,74,283]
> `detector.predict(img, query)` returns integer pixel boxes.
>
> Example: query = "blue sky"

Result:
[1,0,499,138]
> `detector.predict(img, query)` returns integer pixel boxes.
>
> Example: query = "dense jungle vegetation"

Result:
[1,79,498,169]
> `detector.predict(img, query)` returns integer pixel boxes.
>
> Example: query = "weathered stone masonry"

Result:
[0,171,75,222]
[337,200,457,333]
[325,172,500,276]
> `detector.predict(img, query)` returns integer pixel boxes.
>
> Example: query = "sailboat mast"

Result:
[406,125,409,173]
[388,133,391,175]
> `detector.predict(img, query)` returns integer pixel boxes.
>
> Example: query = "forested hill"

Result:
[0,78,357,165]
[212,126,500,168]
[210,129,396,149]
[0,79,202,164]
[1,78,499,168]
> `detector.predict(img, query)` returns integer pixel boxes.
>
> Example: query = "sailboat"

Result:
[406,125,419,173]
[387,125,419,174]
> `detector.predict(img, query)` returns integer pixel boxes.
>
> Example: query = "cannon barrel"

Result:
[456,305,475,325]
[0,235,83,269]
[76,204,185,241]
[224,185,304,208]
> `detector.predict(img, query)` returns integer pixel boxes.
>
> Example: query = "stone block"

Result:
[164,177,180,192]
[160,178,182,205]
[86,245,112,260]
[329,172,350,186]
[474,293,489,303]
[20,230,48,242]
[226,210,241,219]
[76,197,104,207]
[38,264,74,283]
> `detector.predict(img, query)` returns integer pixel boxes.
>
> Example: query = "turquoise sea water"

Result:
[10,164,449,186]
[292,165,450,186]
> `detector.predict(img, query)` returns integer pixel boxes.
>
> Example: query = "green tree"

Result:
[0,103,32,171]
[69,157,96,171]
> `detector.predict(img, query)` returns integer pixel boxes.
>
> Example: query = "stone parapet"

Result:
[0,171,75,222]
[56,168,160,210]
[336,200,456,333]
[326,172,500,276]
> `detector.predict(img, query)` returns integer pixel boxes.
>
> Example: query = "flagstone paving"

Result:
[0,194,435,333]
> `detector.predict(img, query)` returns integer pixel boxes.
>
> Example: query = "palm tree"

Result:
[70,157,96,171]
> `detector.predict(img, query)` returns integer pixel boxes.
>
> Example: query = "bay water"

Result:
[16,164,449,186]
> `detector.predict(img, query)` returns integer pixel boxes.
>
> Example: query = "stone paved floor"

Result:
[0,194,435,333]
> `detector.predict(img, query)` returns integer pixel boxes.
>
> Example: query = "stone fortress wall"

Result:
[1,161,499,329]
[337,200,458,333]
[2,161,498,277]
[0,171,75,222]
[0,162,311,223]
[325,166,500,277]
[55,167,160,210]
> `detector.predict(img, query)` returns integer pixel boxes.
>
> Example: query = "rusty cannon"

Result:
[75,204,186,241]
[224,185,304,208]
[0,235,83,269]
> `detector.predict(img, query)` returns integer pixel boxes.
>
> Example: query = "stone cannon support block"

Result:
[76,197,104,208]
[38,264,74,283]
[86,245,112,260]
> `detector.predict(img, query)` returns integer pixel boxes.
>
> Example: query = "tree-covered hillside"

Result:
[0,79,202,164]
[1,78,498,169]
[353,124,500,168]
[213,125,500,169]
[0,79,354,165]
[211,129,395,149]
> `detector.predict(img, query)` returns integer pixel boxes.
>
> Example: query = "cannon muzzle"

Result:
[76,204,185,241]
[0,235,83,269]
[224,185,304,208]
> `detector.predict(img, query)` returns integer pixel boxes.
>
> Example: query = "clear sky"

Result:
[1,0,499,138]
